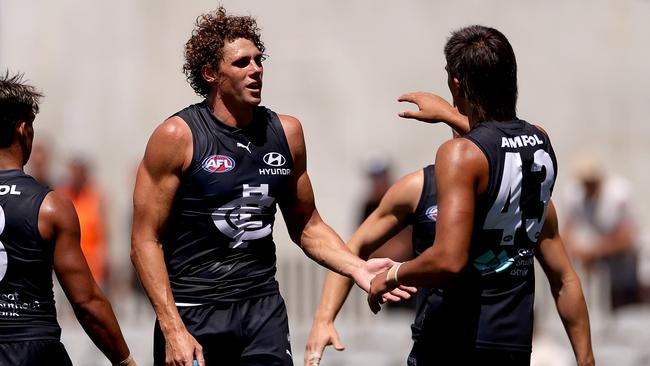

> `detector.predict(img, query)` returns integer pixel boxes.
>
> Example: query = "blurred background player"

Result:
[0,71,135,365]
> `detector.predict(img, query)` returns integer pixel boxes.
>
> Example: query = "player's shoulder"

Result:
[276,113,303,136]
[154,115,192,141]
[439,137,483,160]
[39,190,79,241]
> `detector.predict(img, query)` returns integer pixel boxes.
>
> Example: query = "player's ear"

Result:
[202,64,218,83]
[450,77,461,98]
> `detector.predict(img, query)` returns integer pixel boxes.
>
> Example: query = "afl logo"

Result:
[263,152,286,167]
[425,205,438,221]
[202,155,235,173]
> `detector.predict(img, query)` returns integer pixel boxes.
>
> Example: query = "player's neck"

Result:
[206,95,254,128]
[0,148,25,171]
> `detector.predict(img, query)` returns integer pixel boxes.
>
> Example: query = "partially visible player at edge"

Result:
[367,26,595,366]
[0,72,135,365]
[130,7,406,366]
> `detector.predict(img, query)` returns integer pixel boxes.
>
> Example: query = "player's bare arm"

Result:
[277,114,396,292]
[536,200,595,366]
[368,138,487,312]
[305,170,422,365]
[131,117,204,366]
[42,191,134,365]
[398,92,470,135]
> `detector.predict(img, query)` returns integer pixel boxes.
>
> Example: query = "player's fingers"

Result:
[397,92,420,103]
[194,344,205,366]
[368,294,382,314]
[399,285,418,294]
[389,287,412,300]
[306,351,322,366]
[398,110,422,119]
[332,333,345,351]
[382,292,400,302]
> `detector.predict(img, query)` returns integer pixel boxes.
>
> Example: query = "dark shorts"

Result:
[408,343,530,366]
[0,339,72,366]
[154,293,293,366]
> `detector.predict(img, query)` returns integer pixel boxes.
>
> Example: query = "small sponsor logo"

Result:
[202,155,235,173]
[425,205,438,221]
[263,152,286,167]
[259,168,292,176]
[237,141,252,154]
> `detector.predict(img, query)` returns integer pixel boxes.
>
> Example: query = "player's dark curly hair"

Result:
[0,71,43,147]
[183,6,265,97]
[444,25,518,122]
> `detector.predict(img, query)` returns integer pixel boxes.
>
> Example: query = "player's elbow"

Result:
[69,289,109,317]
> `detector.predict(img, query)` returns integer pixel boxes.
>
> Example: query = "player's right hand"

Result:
[164,328,205,366]
[304,319,345,366]
[398,92,470,134]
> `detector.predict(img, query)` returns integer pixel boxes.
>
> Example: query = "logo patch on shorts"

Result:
[425,205,438,221]
[202,155,235,173]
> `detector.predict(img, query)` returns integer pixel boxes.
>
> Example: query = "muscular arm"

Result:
[368,138,487,312]
[42,191,131,364]
[278,115,389,290]
[130,117,203,366]
[536,200,594,366]
[304,170,422,365]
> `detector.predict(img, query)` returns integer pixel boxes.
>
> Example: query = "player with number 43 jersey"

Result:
[368,25,594,366]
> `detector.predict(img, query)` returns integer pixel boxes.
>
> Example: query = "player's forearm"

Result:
[313,271,355,323]
[446,109,470,136]
[553,274,594,366]
[72,292,131,363]
[300,224,364,278]
[131,239,185,332]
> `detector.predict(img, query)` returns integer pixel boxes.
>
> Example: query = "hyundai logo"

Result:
[263,152,286,167]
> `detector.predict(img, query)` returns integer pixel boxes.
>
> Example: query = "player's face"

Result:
[216,38,264,107]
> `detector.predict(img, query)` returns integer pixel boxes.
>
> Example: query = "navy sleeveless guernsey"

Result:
[0,170,59,341]
[163,102,294,305]
[444,119,558,352]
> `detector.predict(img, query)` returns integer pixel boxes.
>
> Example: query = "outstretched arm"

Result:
[536,200,595,366]
[277,114,395,292]
[305,170,422,365]
[43,191,134,366]
[131,117,204,366]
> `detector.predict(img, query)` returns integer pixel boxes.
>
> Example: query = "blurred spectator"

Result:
[360,158,394,221]
[563,156,640,309]
[57,157,109,289]
[25,141,53,187]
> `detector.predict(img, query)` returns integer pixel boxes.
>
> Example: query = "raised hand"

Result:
[398,92,469,134]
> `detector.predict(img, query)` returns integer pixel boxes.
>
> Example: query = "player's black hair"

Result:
[445,25,517,121]
[0,71,42,147]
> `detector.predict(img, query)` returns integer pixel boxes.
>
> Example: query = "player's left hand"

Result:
[367,269,393,314]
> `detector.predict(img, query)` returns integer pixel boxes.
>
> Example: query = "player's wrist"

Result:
[112,354,134,366]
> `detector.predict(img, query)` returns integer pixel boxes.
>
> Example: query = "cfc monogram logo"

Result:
[212,184,275,248]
